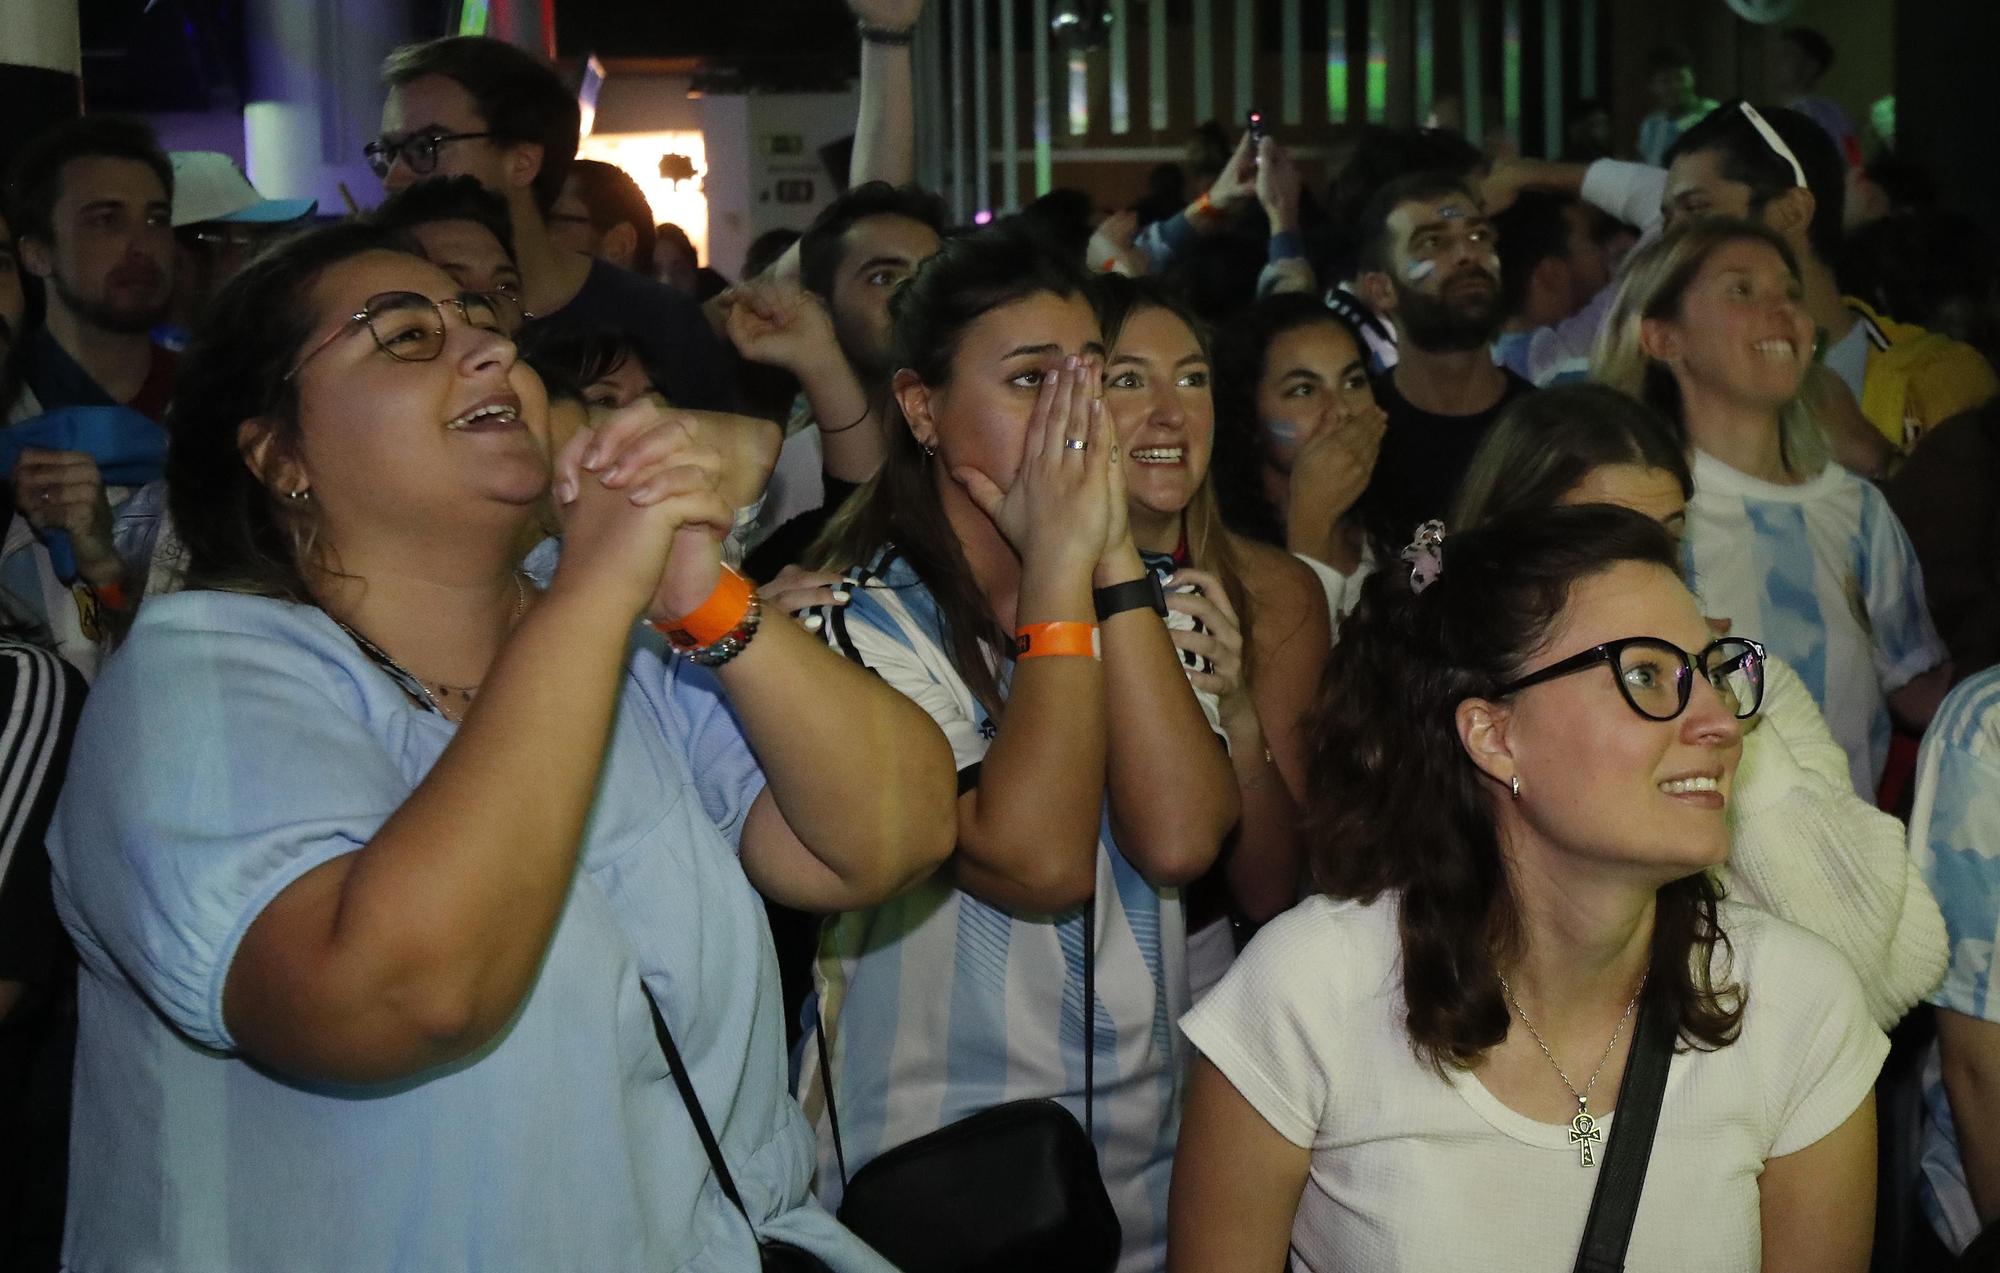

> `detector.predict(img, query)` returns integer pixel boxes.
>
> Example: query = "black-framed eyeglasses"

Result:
[286,290,510,381]
[1497,636,1767,722]
[361,131,496,180]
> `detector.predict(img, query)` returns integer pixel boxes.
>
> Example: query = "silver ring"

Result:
[1063,437,1088,452]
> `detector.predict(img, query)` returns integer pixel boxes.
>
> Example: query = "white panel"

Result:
[1149,0,1169,131]
[975,0,992,211]
[952,0,970,219]
[1033,0,1053,196]
[1416,0,1435,121]
[1002,0,1021,209]
[1110,0,1131,134]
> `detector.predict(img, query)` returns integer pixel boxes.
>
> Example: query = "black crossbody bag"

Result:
[814,904,1123,1273]
[644,987,836,1273]
[1571,985,1677,1273]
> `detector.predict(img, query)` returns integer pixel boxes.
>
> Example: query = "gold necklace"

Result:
[1497,972,1646,1168]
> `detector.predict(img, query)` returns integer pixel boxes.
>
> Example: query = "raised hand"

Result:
[951,357,1113,576]
[1254,138,1302,233]
[550,401,734,621]
[1203,129,1260,214]
[725,281,841,376]
[12,448,119,586]
[1087,210,1145,276]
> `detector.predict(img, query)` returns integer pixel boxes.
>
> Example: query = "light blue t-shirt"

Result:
[1911,667,2000,1255]
[49,590,893,1273]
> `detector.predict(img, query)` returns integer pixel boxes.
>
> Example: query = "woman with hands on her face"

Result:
[47,223,952,1273]
[1095,275,1330,1000]
[803,226,1239,1272]
[1210,293,1389,633]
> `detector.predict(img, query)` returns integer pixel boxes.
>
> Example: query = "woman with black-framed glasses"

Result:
[1170,504,1883,1273]
[1450,382,1948,1034]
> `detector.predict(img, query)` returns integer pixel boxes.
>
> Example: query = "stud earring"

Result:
[287,487,312,502]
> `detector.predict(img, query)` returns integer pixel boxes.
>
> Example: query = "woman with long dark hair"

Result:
[1209,293,1387,629]
[49,223,955,1270]
[1170,504,1884,1272]
[1094,275,1327,997]
[1451,384,1946,1029]
[805,225,1239,1269]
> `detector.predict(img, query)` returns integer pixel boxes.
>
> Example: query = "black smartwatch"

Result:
[1093,573,1168,621]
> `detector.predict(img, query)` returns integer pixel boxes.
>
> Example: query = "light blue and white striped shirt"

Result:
[801,550,1187,1273]
[1911,668,2000,1255]
[1684,449,1948,799]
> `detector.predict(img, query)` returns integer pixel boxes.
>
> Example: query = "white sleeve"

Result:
[1722,656,1947,1028]
[1180,904,1346,1148]
[817,588,989,779]
[1749,919,1891,1159]
[1579,159,1668,232]
[1295,548,1374,639]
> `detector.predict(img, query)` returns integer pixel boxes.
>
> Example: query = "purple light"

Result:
[973,209,994,225]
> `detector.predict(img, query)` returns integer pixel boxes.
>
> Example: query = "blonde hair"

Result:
[1590,217,1829,477]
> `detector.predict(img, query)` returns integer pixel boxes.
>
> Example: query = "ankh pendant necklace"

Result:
[1498,972,1646,1168]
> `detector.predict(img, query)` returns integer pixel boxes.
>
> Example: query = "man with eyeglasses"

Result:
[373,36,733,412]
[160,151,316,352]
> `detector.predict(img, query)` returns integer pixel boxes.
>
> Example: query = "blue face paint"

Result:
[1435,203,1470,220]
[1261,415,1300,448]
[1404,258,1438,283]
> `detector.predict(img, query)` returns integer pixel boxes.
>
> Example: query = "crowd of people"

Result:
[1,3,1998,1270]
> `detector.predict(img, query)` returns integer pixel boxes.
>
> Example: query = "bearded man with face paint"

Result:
[1351,172,1532,551]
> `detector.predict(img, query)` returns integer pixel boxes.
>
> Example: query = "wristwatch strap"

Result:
[1093,573,1167,621]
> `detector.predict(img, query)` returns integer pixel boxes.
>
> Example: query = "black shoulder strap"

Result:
[645,985,752,1222]
[816,895,1100,1186]
[1572,985,1677,1273]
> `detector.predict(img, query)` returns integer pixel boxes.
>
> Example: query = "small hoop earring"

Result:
[1509,774,1522,801]
[287,487,311,502]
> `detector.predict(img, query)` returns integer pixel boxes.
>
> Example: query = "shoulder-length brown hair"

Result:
[166,222,423,603]
[1305,504,1745,1071]
[1591,216,1828,477]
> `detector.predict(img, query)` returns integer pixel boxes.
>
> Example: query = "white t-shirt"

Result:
[1181,894,1886,1273]
[1684,448,1948,798]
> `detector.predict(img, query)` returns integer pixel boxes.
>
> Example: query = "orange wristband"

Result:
[652,566,754,648]
[1014,621,1100,660]
[91,580,128,612]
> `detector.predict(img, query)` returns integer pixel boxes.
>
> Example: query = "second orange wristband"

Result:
[1014,621,1100,660]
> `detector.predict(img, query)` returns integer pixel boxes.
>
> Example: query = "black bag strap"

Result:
[817,895,1099,1187]
[1571,984,1677,1273]
[645,985,753,1223]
